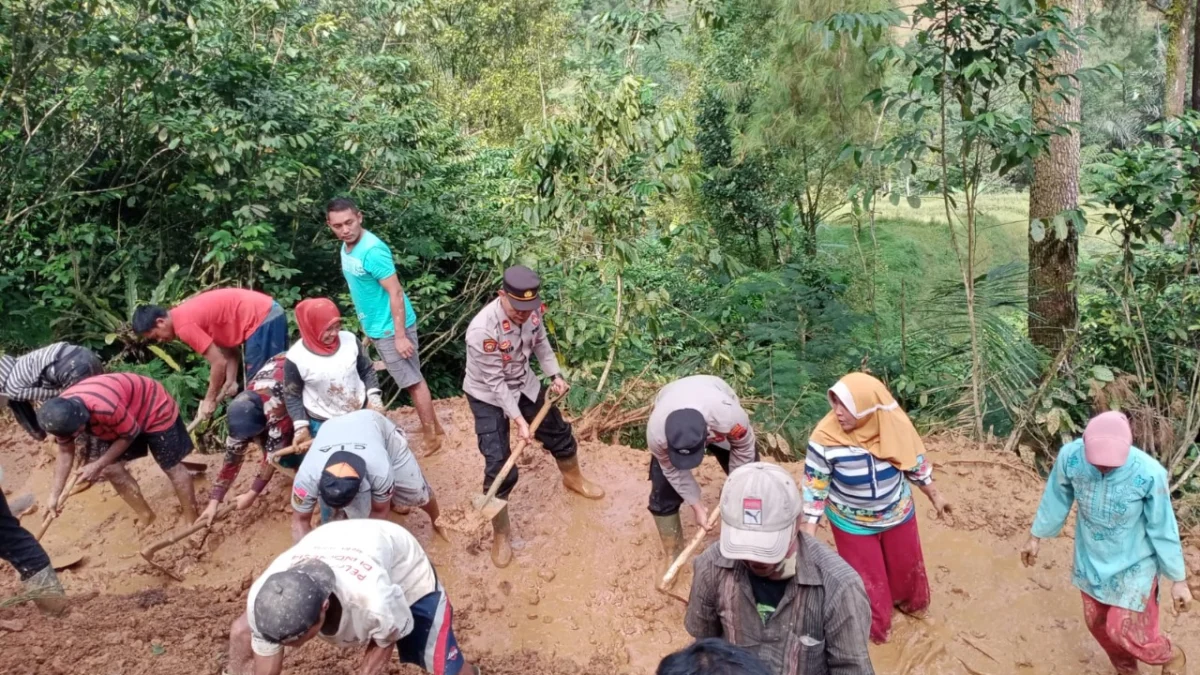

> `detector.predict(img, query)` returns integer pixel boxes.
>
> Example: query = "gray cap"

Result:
[502,265,542,311]
[719,463,801,564]
[252,558,336,644]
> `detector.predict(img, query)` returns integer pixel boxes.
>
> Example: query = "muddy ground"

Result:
[1,397,1198,674]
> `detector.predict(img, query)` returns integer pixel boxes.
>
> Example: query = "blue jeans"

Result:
[244,302,287,379]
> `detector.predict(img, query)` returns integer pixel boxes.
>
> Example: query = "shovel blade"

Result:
[471,494,507,521]
[51,551,85,570]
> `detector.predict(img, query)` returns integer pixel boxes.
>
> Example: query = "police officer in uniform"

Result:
[463,266,605,568]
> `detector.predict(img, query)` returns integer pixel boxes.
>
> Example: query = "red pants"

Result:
[831,514,931,643]
[1081,582,1174,672]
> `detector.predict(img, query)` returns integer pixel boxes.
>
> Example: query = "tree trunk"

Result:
[1165,0,1194,117]
[1028,0,1083,352]
[1192,0,1200,109]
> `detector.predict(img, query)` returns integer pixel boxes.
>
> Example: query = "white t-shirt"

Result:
[286,331,369,421]
[247,519,437,656]
[290,410,412,519]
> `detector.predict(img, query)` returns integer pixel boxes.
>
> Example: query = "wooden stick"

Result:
[658,506,722,591]
[267,440,313,478]
[474,392,561,514]
[941,459,1042,484]
[139,505,235,581]
[35,474,80,541]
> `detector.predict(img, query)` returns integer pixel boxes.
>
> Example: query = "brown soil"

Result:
[1,398,1197,674]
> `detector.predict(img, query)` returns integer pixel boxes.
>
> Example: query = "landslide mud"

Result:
[2,400,1198,674]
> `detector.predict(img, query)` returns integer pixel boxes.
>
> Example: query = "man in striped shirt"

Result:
[0,342,103,440]
[37,373,198,527]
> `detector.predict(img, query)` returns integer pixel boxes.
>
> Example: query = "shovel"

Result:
[656,506,722,603]
[471,392,561,521]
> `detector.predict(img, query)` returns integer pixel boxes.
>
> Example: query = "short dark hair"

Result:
[656,639,771,675]
[131,305,169,335]
[326,197,359,215]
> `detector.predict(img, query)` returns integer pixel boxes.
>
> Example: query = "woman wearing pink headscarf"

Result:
[283,298,385,447]
[1022,411,1193,675]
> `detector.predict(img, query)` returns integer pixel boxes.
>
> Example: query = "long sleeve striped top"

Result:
[0,343,70,402]
[803,440,933,535]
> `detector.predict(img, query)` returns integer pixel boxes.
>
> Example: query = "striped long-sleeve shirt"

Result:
[0,343,71,402]
[803,441,933,535]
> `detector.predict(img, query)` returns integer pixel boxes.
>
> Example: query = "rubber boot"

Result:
[22,565,67,616]
[555,457,605,500]
[654,513,685,561]
[1163,644,1187,675]
[490,510,513,568]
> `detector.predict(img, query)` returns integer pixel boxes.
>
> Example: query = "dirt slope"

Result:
[1,397,1197,674]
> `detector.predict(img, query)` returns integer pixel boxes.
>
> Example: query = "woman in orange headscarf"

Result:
[800,372,951,643]
[283,298,385,447]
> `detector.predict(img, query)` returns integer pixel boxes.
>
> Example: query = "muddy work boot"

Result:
[22,565,67,616]
[654,513,685,560]
[555,457,605,500]
[1163,644,1187,675]
[490,510,513,568]
[653,513,685,581]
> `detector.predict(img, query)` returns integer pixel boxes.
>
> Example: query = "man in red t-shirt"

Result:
[36,373,198,527]
[133,288,289,426]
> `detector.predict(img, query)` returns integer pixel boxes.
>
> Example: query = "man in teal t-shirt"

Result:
[326,197,445,454]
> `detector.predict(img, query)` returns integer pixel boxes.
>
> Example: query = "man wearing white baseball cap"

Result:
[685,462,874,675]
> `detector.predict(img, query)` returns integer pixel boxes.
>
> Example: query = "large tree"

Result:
[1028,0,1085,351]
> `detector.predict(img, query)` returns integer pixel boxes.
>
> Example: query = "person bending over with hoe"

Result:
[1,342,103,441]
[227,519,479,675]
[196,354,300,527]
[134,287,288,427]
[37,372,198,527]
[647,375,757,572]
[686,463,875,675]
[288,409,442,542]
[326,198,445,454]
[801,372,950,644]
[283,297,385,449]
[1021,411,1192,675]
[463,265,604,568]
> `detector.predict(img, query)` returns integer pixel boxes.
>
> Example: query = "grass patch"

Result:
[818,191,1120,332]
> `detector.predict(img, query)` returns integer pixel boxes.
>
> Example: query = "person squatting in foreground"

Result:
[1022,411,1193,675]
[462,265,604,568]
[227,519,479,675]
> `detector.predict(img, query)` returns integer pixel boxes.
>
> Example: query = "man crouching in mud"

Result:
[226,519,479,675]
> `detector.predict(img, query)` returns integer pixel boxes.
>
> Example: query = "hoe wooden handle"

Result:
[475,392,562,513]
[35,474,80,541]
[659,506,722,591]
